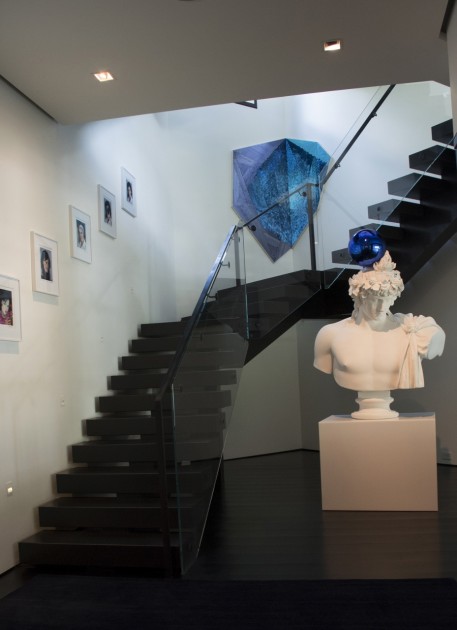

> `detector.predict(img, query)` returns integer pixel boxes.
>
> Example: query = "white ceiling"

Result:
[0,0,451,125]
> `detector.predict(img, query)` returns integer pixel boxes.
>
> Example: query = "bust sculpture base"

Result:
[319,413,438,511]
[352,390,398,419]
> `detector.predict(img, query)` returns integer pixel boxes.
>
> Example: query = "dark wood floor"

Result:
[1,450,457,598]
[186,450,457,581]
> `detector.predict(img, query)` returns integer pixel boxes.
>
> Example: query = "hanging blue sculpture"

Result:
[233,139,330,261]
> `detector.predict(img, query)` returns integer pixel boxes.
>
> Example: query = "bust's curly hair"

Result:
[348,251,404,301]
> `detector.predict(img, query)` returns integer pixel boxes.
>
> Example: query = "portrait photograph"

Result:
[121,167,137,217]
[31,232,59,296]
[98,185,117,238]
[0,275,21,341]
[70,205,92,263]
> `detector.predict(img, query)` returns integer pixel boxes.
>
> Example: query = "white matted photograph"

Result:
[31,232,59,296]
[121,167,137,217]
[98,185,117,238]
[0,275,21,341]
[70,206,92,263]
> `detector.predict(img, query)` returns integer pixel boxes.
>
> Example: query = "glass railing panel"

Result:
[313,81,453,289]
[236,182,333,342]
[238,181,328,342]
[161,228,249,574]
[318,85,395,190]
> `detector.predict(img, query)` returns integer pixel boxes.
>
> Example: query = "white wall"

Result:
[0,82,176,574]
[224,326,302,459]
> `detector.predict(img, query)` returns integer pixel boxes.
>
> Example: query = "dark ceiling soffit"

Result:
[0,74,56,122]
[441,0,456,34]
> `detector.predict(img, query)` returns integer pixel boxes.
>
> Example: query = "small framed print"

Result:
[0,275,21,341]
[31,232,59,296]
[70,206,92,263]
[121,167,137,217]
[98,185,117,238]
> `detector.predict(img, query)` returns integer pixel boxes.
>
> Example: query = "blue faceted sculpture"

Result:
[233,139,330,261]
[348,229,386,267]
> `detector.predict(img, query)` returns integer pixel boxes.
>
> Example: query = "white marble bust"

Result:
[314,252,445,419]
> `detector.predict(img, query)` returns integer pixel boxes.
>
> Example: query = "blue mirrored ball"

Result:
[348,229,386,267]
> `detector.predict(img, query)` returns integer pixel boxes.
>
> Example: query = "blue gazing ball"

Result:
[348,229,386,267]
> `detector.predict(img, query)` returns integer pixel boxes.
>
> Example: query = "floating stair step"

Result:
[138,319,230,338]
[216,283,316,306]
[175,389,232,411]
[55,462,216,495]
[107,373,165,390]
[215,300,292,318]
[118,353,173,370]
[38,496,201,529]
[85,415,162,436]
[137,321,186,338]
[129,336,181,353]
[85,412,225,438]
[247,283,318,303]
[431,119,454,145]
[331,248,354,265]
[387,173,457,209]
[246,269,321,291]
[218,270,321,299]
[367,199,425,223]
[331,244,412,268]
[71,436,223,463]
[129,332,244,354]
[96,394,161,414]
[409,145,457,179]
[204,301,246,318]
[387,173,426,199]
[119,349,245,371]
[18,530,182,569]
[108,369,237,392]
[349,223,404,241]
[96,390,231,414]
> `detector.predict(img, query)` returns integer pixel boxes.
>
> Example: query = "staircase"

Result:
[331,120,457,283]
[19,319,246,575]
[18,119,457,575]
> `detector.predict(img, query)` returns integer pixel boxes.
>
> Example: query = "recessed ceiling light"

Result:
[93,71,115,82]
[323,39,342,52]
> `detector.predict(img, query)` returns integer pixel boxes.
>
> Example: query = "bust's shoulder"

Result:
[319,317,353,330]
[315,317,353,341]
[390,312,439,330]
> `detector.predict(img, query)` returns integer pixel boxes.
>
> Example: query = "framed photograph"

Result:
[0,275,21,341]
[98,185,117,238]
[31,232,59,296]
[121,167,137,217]
[70,206,92,263]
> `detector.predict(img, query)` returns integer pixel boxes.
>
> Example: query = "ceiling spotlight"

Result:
[323,39,342,52]
[93,71,115,82]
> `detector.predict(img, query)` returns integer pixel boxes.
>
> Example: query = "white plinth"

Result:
[319,413,438,511]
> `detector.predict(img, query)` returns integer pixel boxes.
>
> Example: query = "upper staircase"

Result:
[18,118,457,575]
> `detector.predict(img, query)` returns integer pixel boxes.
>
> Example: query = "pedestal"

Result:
[319,413,438,511]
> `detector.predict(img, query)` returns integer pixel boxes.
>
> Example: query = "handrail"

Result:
[320,84,396,187]
[154,224,239,404]
[151,83,398,573]
[153,223,239,575]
